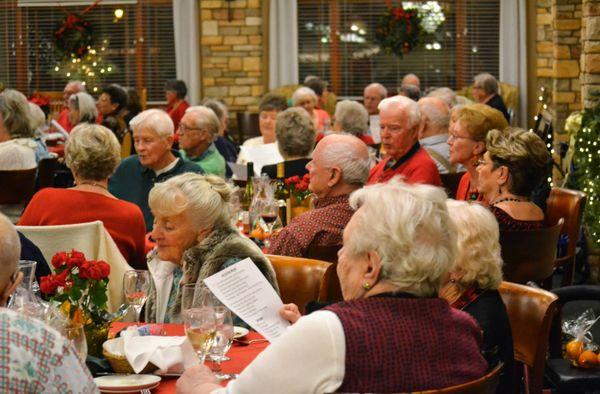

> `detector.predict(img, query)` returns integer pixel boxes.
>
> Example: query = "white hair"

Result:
[66,80,86,93]
[320,135,370,186]
[334,100,369,136]
[378,95,421,129]
[69,92,98,124]
[364,83,387,99]
[185,106,221,142]
[292,87,318,106]
[346,178,456,297]
[418,98,450,129]
[427,87,457,108]
[28,103,46,133]
[0,213,20,281]
[130,109,174,137]
[474,73,499,95]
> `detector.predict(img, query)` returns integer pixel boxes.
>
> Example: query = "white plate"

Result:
[234,326,249,338]
[99,382,160,393]
[94,374,161,392]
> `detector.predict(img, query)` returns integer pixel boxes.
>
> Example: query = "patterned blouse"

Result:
[0,308,98,393]
[490,206,544,231]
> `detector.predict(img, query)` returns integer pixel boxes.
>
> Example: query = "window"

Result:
[298,0,500,97]
[0,0,175,102]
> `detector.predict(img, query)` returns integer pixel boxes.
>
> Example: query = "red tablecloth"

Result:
[109,323,269,393]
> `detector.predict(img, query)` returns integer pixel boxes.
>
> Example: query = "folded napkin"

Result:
[108,327,198,374]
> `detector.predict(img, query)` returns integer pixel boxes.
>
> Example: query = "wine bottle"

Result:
[274,162,289,227]
[240,162,254,233]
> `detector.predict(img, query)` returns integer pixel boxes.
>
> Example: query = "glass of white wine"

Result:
[123,270,150,323]
[184,307,217,364]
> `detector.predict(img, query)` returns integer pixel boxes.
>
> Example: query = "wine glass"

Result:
[64,323,88,362]
[209,308,235,380]
[259,198,279,248]
[123,270,150,323]
[181,283,216,311]
[184,307,217,364]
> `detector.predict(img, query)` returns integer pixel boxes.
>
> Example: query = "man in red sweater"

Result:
[56,80,86,133]
[367,95,441,186]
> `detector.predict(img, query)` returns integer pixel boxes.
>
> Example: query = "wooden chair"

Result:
[545,188,587,286]
[440,171,465,198]
[121,131,133,158]
[499,218,563,285]
[236,112,260,144]
[36,155,58,190]
[417,363,503,394]
[498,281,558,394]
[266,254,334,314]
[0,168,37,204]
[306,244,343,302]
[546,285,600,392]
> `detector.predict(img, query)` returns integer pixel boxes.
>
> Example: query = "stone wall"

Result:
[581,0,600,108]
[200,0,265,122]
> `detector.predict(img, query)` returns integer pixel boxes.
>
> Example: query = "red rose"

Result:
[53,269,69,287]
[40,275,58,295]
[96,260,111,279]
[51,252,69,269]
[80,260,110,280]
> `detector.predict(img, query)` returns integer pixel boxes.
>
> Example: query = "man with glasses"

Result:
[178,106,226,178]
[0,213,97,391]
[367,96,441,186]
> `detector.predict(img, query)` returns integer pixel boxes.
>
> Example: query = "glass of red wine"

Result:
[260,198,279,249]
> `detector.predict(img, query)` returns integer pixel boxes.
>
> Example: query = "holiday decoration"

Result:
[53,0,101,59]
[375,1,422,58]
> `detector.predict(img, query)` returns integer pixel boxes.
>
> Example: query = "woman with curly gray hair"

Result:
[19,124,147,268]
[261,107,316,179]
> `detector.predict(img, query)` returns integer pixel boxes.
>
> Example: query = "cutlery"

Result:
[233,338,268,346]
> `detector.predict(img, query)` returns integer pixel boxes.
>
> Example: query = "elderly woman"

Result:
[97,84,127,142]
[472,73,510,122]
[19,124,147,268]
[476,128,551,230]
[177,180,488,393]
[67,92,98,127]
[440,200,515,391]
[292,86,330,133]
[261,107,316,179]
[0,89,49,167]
[145,173,279,323]
[329,99,374,145]
[165,80,190,132]
[448,103,508,202]
[237,94,288,165]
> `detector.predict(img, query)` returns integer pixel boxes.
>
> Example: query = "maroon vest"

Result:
[325,295,488,393]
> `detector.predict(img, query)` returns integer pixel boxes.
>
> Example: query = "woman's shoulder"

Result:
[490,204,544,231]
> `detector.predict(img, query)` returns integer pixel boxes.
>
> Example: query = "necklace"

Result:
[491,196,527,206]
[77,181,108,190]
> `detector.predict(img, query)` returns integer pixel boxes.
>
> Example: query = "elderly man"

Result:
[178,106,226,178]
[367,96,440,186]
[418,96,458,174]
[472,73,510,122]
[56,80,86,132]
[109,109,203,231]
[363,83,387,116]
[402,73,421,90]
[330,100,374,145]
[0,213,97,391]
[268,134,370,258]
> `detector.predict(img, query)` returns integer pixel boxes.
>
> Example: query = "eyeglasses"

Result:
[447,133,476,143]
[178,123,202,134]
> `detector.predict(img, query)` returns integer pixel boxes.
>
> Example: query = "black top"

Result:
[18,232,51,284]
[262,158,311,179]
[463,289,517,393]
[485,94,510,123]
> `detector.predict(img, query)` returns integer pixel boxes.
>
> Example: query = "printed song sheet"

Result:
[203,258,289,342]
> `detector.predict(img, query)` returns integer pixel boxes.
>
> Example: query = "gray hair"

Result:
[185,106,221,142]
[130,109,174,137]
[320,135,370,186]
[291,87,318,106]
[66,80,86,93]
[201,98,229,121]
[364,83,387,99]
[0,89,33,138]
[347,179,456,297]
[28,103,46,133]
[0,213,20,283]
[378,95,421,129]
[275,107,316,158]
[68,92,98,124]
[427,87,457,108]
[149,173,233,232]
[334,100,369,137]
[399,84,421,101]
[418,98,450,129]
[474,73,499,95]
[65,124,121,181]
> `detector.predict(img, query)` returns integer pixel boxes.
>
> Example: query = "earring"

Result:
[362,282,371,290]
[498,185,502,195]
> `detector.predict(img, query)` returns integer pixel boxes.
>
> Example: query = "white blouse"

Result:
[147,256,181,324]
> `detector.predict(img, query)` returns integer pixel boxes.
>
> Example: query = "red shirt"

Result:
[455,172,485,203]
[166,100,190,132]
[367,144,441,186]
[18,188,147,269]
[57,108,74,133]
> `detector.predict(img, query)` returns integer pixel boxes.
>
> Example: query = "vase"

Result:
[290,195,312,219]
[84,320,111,358]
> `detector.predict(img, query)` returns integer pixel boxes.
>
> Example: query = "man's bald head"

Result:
[0,213,20,295]
[417,96,450,139]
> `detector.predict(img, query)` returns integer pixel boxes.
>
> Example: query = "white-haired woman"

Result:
[144,173,279,324]
[440,199,515,392]
[328,100,374,145]
[19,124,147,268]
[177,179,488,393]
[67,92,98,127]
[292,86,330,133]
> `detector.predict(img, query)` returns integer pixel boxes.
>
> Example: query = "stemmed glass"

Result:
[123,270,150,323]
[184,307,217,364]
[259,198,279,248]
[209,307,235,380]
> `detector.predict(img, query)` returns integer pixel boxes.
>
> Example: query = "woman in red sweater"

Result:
[19,124,147,269]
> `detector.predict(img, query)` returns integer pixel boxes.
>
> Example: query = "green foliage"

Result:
[375,6,422,58]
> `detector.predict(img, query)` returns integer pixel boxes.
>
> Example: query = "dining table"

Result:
[108,323,270,393]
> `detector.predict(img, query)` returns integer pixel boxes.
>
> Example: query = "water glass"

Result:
[123,270,150,322]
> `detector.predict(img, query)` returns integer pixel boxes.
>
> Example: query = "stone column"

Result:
[581,0,600,108]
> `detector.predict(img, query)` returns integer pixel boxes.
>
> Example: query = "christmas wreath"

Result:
[375,1,422,58]
[53,0,101,59]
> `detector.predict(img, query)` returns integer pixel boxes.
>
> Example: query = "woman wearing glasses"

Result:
[447,104,508,202]
[475,127,550,230]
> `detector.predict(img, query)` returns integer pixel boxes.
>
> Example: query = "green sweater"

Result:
[109,151,203,231]
[180,143,226,178]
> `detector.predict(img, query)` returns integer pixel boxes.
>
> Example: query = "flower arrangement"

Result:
[28,93,51,117]
[375,1,422,58]
[285,174,311,204]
